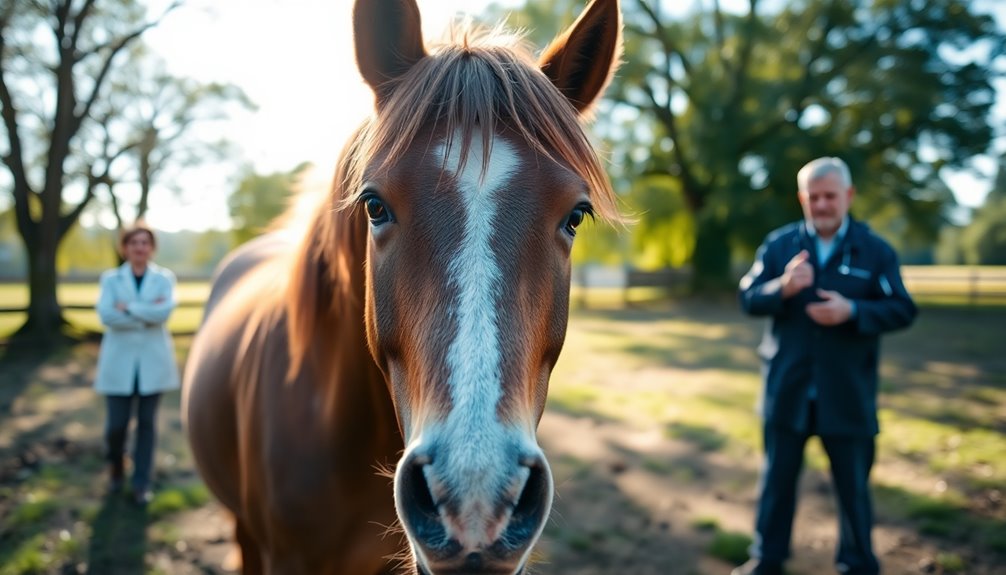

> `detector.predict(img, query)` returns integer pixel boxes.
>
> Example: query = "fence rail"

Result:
[0,301,205,315]
[2,266,1005,320]
[612,265,1006,305]
[900,266,1006,302]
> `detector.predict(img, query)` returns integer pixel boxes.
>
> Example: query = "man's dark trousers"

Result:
[751,405,880,575]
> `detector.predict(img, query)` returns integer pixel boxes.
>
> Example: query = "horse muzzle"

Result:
[395,441,553,575]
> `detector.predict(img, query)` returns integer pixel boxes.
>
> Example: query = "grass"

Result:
[147,483,212,520]
[0,332,213,574]
[708,529,752,565]
[1,285,1004,572]
[545,299,1006,568]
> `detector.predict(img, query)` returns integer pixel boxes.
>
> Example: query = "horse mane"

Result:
[285,19,621,379]
[284,129,371,381]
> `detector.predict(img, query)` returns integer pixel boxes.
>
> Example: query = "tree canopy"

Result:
[496,0,1005,286]
[0,0,248,339]
[228,162,311,247]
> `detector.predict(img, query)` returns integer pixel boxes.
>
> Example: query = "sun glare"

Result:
[139,0,490,232]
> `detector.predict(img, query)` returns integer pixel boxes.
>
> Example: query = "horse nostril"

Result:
[397,457,446,546]
[515,464,546,515]
[503,459,552,548]
[404,460,438,518]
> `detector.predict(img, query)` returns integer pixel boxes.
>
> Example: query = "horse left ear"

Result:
[353,0,428,104]
[539,0,622,117]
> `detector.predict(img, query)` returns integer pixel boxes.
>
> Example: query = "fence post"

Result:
[577,266,588,310]
[969,266,979,306]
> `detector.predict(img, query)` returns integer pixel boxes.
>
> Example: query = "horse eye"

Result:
[363,195,391,225]
[563,205,593,237]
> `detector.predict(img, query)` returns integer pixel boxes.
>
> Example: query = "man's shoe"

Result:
[731,558,784,575]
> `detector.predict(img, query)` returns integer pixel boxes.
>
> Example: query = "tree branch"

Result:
[739,2,841,152]
[713,0,727,74]
[58,180,95,236]
[70,0,98,49]
[0,18,37,241]
[635,0,693,78]
[641,79,705,210]
[726,0,760,112]
[74,1,183,129]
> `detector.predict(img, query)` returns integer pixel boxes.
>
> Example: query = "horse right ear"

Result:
[353,0,428,105]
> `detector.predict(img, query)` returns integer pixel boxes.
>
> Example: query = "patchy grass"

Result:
[691,516,720,531]
[665,422,728,452]
[935,552,967,573]
[1,299,1004,573]
[147,483,212,520]
[545,300,1006,570]
[708,529,752,565]
[0,336,213,574]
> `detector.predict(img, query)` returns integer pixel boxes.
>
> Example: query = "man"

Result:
[735,157,917,575]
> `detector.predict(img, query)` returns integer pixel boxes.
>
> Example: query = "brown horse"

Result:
[182,0,622,573]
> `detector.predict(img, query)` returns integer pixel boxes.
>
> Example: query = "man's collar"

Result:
[806,216,849,241]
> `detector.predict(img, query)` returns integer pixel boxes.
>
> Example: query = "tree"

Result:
[92,54,253,233]
[228,163,311,247]
[612,0,1005,288]
[0,0,180,340]
[499,0,1004,287]
[957,154,1006,264]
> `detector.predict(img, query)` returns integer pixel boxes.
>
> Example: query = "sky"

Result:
[139,0,1006,232]
[141,0,486,231]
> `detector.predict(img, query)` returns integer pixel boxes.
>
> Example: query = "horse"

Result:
[182,0,622,573]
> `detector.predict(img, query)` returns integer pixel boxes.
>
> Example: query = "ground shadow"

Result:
[87,493,150,575]
[0,344,73,413]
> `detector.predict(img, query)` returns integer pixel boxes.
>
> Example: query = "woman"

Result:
[94,224,179,505]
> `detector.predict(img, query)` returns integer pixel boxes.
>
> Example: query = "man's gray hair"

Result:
[797,157,852,192]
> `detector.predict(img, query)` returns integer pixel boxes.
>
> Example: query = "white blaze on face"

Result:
[433,132,523,542]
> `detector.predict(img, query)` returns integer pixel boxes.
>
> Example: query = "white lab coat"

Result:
[94,262,180,396]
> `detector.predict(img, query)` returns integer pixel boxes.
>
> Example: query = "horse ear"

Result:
[353,0,428,103]
[539,0,622,117]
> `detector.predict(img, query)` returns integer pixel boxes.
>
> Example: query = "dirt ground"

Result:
[0,302,1003,575]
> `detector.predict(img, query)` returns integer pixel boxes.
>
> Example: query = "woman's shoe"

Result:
[132,488,153,506]
[108,462,124,494]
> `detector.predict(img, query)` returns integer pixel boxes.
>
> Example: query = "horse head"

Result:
[349,0,622,572]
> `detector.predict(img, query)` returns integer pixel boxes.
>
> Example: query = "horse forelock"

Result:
[339,20,620,222]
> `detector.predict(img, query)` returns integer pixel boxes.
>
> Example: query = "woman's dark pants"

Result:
[104,376,161,492]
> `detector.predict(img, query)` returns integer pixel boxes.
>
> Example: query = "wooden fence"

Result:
[0,299,207,337]
[899,266,1006,303]
[2,266,1005,324]
[614,265,1006,306]
[0,301,205,315]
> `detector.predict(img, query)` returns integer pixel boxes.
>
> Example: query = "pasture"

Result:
[0,289,1004,574]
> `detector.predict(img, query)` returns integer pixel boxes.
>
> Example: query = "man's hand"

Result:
[781,250,814,298]
[806,289,852,325]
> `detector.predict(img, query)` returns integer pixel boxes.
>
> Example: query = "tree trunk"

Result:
[690,212,734,293]
[17,235,66,341]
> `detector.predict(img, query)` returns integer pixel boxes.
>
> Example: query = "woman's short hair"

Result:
[118,224,157,253]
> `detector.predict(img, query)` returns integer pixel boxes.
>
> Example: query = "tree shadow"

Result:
[87,493,150,575]
[0,338,93,412]
[873,482,1006,568]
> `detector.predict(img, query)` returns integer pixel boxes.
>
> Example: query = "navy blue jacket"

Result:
[739,218,917,436]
